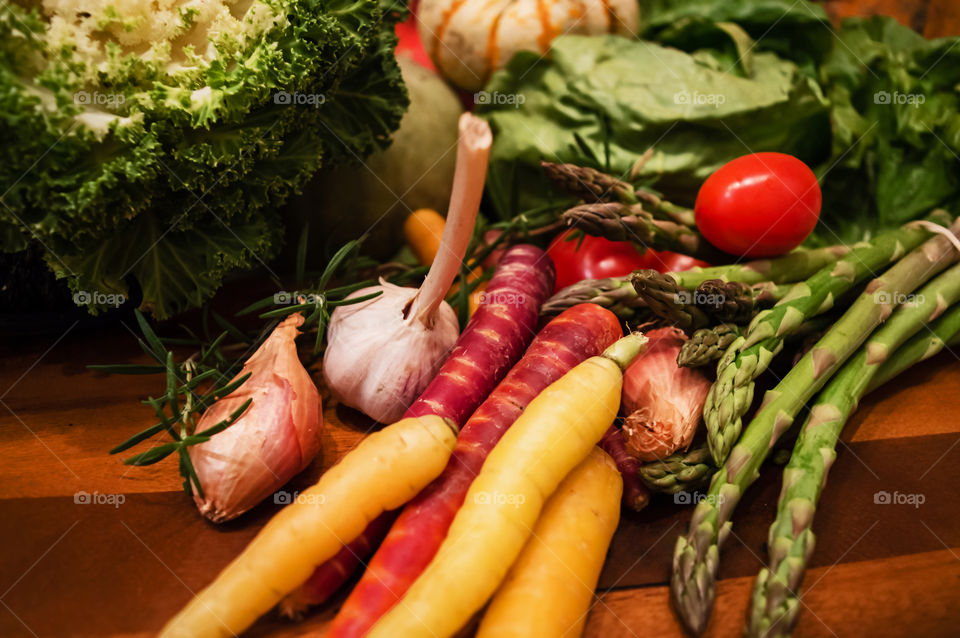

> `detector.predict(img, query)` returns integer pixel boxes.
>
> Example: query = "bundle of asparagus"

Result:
[703,210,953,466]
[747,260,960,637]
[670,215,960,635]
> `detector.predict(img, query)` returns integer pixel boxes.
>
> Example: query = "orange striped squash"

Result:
[417,0,639,91]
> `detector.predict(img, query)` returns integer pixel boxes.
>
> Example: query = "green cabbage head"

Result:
[1,0,408,317]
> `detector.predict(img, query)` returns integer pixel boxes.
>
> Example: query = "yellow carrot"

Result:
[365,333,646,638]
[159,415,458,638]
[476,447,622,638]
[404,208,446,266]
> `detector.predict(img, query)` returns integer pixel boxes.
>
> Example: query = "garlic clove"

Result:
[189,313,322,523]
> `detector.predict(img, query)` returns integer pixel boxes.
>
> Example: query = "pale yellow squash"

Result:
[418,0,639,91]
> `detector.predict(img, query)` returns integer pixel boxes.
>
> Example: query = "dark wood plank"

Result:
[586,548,960,637]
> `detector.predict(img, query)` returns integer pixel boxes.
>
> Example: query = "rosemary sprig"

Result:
[92,314,254,497]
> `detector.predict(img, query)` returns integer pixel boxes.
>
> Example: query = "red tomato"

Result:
[643,251,710,273]
[694,153,821,258]
[548,231,648,292]
[546,232,707,292]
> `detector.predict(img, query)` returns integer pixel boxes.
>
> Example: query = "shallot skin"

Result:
[620,327,711,462]
[190,313,322,523]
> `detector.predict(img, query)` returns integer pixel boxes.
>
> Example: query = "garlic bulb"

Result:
[189,313,322,522]
[323,280,460,423]
[323,113,493,423]
[620,327,711,462]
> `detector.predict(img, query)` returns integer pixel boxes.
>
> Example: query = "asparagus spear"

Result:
[747,261,960,638]
[638,442,714,494]
[678,317,834,368]
[541,161,697,226]
[678,324,743,367]
[631,269,711,330]
[868,301,960,391]
[562,202,720,261]
[672,245,850,289]
[542,246,853,322]
[540,161,634,203]
[539,277,651,321]
[631,271,790,330]
[694,280,788,323]
[671,218,960,635]
[704,213,952,466]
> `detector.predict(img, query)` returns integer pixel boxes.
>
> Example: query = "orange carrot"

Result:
[404,208,446,266]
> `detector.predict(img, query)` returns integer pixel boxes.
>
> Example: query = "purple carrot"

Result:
[404,243,556,424]
[600,424,651,511]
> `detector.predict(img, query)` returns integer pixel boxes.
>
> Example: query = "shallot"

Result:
[189,313,322,522]
[620,327,712,462]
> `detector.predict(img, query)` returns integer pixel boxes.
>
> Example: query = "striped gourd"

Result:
[418,0,639,91]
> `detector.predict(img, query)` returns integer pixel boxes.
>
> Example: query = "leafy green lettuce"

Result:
[479,34,829,217]
[814,17,960,243]
[479,9,960,245]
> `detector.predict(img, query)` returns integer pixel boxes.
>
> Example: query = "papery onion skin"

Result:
[190,313,322,523]
[322,281,460,424]
[621,327,711,462]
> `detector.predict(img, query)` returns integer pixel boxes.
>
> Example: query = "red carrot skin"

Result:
[279,244,555,613]
[278,511,394,618]
[328,303,624,638]
[404,243,556,424]
[600,424,651,512]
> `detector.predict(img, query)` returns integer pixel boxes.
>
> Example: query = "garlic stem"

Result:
[409,113,492,326]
